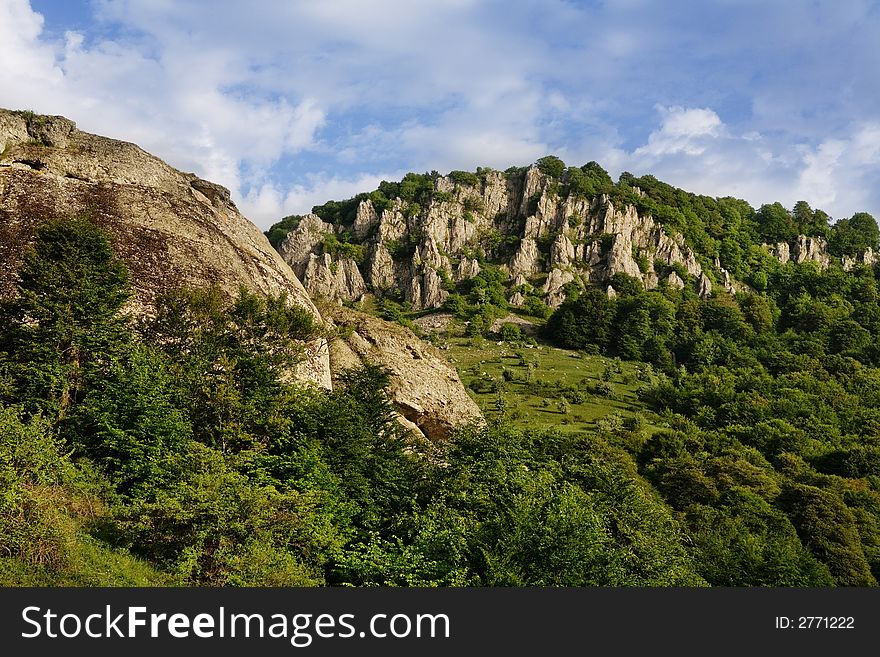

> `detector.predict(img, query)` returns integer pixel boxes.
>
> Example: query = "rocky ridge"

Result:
[275,166,739,311]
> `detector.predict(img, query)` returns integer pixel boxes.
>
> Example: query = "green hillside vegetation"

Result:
[8,155,880,587]
[448,337,661,438]
[269,158,880,587]
[0,217,710,587]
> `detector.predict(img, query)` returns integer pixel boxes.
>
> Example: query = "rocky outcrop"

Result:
[542,268,576,308]
[793,235,830,268]
[667,271,685,290]
[843,247,880,271]
[509,237,541,276]
[765,235,880,271]
[272,164,730,309]
[697,273,713,298]
[300,253,367,302]
[323,304,484,440]
[0,108,331,388]
[455,257,481,282]
[277,214,368,303]
[549,233,575,267]
[278,214,332,275]
[768,241,790,264]
[353,199,378,240]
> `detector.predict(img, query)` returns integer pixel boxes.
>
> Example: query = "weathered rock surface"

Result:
[0,108,331,387]
[542,268,576,308]
[842,247,880,271]
[272,164,724,309]
[322,304,484,440]
[765,234,878,271]
[793,235,830,268]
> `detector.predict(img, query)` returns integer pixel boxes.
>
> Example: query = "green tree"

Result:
[536,155,566,179]
[829,212,880,257]
[757,203,797,244]
[546,287,614,351]
[0,217,131,420]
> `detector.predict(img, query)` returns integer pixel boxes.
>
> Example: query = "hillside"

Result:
[267,160,880,587]
[4,109,880,587]
[0,108,331,387]
[0,108,483,440]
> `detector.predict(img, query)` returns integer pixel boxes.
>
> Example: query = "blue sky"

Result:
[3,0,880,229]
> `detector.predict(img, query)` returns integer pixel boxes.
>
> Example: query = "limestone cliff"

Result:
[274,165,731,311]
[322,304,484,440]
[0,109,331,387]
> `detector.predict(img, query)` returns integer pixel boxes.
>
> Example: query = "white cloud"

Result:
[241,172,401,226]
[0,0,330,222]
[2,0,880,231]
[619,106,880,222]
[794,124,880,217]
[634,106,726,158]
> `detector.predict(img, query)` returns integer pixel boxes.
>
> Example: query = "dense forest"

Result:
[5,153,880,585]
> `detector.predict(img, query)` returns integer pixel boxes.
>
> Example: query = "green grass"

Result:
[446,337,666,435]
[0,535,172,586]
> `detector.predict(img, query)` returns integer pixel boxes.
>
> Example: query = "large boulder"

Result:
[322,304,484,441]
[0,108,331,387]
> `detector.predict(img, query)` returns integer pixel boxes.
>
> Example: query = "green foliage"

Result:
[633,246,651,274]
[311,195,369,226]
[0,408,78,568]
[264,214,301,248]
[10,162,880,589]
[778,483,876,585]
[448,170,480,187]
[546,288,614,352]
[321,232,366,263]
[103,441,338,585]
[757,202,798,244]
[536,155,566,179]
[523,295,552,319]
[565,162,614,198]
[829,212,880,257]
[499,323,523,342]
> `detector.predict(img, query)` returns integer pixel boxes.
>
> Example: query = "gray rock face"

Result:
[667,271,685,289]
[323,304,484,440]
[793,235,830,268]
[421,268,447,309]
[843,247,880,271]
[456,257,481,282]
[272,165,734,311]
[769,241,790,264]
[543,268,576,308]
[300,253,367,302]
[353,199,378,240]
[509,237,541,276]
[0,108,331,388]
[277,214,368,303]
[698,273,713,298]
[766,234,879,271]
[278,214,333,277]
[550,233,575,266]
